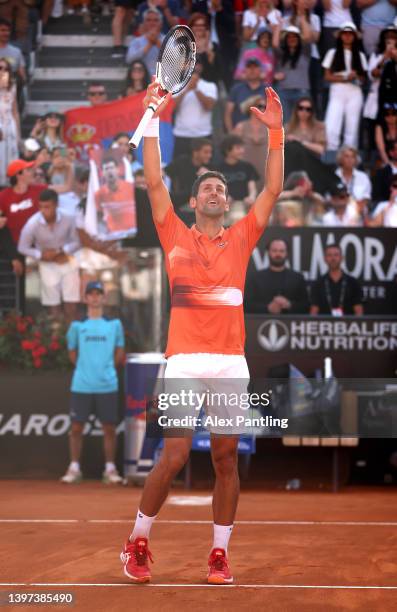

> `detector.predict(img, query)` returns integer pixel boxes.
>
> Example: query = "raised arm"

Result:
[142,81,173,224]
[251,88,284,228]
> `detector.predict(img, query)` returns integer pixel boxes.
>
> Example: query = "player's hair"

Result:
[267,238,289,252]
[220,134,244,157]
[324,243,342,254]
[39,188,58,204]
[191,138,212,153]
[191,171,228,198]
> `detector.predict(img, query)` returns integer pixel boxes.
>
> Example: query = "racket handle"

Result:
[129,107,156,150]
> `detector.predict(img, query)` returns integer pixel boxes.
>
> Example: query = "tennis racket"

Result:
[129,25,196,150]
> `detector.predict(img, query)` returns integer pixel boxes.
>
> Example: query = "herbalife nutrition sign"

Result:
[256,319,397,352]
[245,315,397,378]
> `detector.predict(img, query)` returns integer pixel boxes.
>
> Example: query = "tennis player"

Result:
[121,81,284,584]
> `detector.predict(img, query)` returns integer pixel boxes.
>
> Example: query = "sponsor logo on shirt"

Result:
[10,199,34,214]
[84,335,106,342]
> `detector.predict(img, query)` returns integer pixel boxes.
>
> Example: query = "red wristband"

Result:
[269,128,284,150]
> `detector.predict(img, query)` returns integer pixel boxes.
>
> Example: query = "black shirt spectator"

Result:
[372,140,397,204]
[310,244,364,316]
[216,135,258,202]
[244,238,309,314]
[165,139,214,209]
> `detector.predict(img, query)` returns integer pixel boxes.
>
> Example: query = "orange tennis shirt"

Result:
[95,180,136,233]
[155,206,264,357]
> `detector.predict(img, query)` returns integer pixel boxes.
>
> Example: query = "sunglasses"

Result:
[46,113,61,119]
[88,91,105,96]
[297,105,313,112]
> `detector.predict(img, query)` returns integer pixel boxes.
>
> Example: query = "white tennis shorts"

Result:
[162,353,251,434]
[39,260,80,306]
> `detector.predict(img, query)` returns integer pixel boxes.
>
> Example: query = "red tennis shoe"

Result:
[207,548,233,584]
[120,537,153,583]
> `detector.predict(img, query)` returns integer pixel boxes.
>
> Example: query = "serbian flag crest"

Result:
[63,92,174,164]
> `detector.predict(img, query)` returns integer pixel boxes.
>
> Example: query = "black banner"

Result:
[247,228,397,314]
[245,315,397,378]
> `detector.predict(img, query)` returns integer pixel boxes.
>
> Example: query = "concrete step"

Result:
[43,15,113,36]
[29,80,123,101]
[25,100,90,115]
[33,67,127,81]
[36,46,126,68]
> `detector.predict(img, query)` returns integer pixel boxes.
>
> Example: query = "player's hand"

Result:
[42,249,58,261]
[143,79,173,117]
[250,87,283,129]
[0,216,7,228]
[268,299,282,314]
[54,253,69,264]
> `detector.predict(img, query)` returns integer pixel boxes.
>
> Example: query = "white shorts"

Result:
[161,353,251,434]
[39,260,80,306]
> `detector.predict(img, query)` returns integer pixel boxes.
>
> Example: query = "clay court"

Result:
[1,482,396,611]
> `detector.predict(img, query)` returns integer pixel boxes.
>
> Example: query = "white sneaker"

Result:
[60,468,82,484]
[103,469,123,484]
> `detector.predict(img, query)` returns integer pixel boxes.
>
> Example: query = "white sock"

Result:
[212,524,233,553]
[105,462,116,473]
[70,461,80,472]
[130,509,157,541]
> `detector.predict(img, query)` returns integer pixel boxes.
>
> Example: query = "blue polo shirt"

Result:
[67,318,124,393]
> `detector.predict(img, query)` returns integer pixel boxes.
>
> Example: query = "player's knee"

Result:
[161,448,189,476]
[71,421,84,434]
[212,448,238,477]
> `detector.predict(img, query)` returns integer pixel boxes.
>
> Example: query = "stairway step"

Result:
[36,47,126,68]
[41,34,132,47]
[43,15,113,36]
[34,67,127,80]
[26,100,91,115]
[29,80,123,101]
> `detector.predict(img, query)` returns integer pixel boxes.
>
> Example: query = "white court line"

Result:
[1,583,397,590]
[1,519,397,526]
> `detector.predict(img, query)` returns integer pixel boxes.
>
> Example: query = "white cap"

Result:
[283,25,301,36]
[339,21,358,33]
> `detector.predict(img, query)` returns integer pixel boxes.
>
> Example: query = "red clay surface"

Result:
[0,481,396,611]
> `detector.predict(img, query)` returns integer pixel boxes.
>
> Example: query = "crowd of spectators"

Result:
[0,0,397,322]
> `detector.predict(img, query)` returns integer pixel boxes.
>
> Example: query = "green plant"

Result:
[0,313,71,371]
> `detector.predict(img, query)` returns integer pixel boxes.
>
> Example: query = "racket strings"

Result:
[158,29,196,95]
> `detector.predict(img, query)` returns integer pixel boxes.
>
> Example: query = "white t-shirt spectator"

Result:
[173,79,218,138]
[323,202,363,226]
[371,201,397,227]
[242,9,282,41]
[323,0,353,28]
[335,168,372,202]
